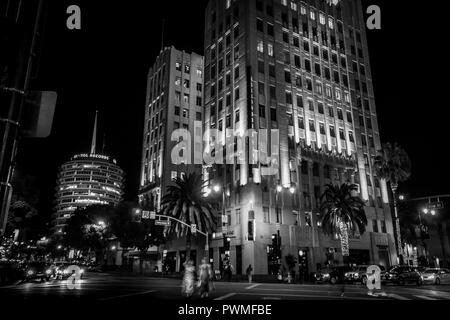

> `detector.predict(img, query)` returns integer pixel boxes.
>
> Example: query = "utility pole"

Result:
[0,0,47,235]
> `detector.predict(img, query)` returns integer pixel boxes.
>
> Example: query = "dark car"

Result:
[23,262,53,282]
[56,263,85,280]
[314,266,355,284]
[345,265,386,284]
[381,265,422,286]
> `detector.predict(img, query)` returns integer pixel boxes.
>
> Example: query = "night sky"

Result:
[16,0,447,222]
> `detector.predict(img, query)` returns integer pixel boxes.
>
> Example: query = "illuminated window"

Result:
[291,2,297,11]
[226,0,231,9]
[281,0,287,6]
[267,43,274,56]
[257,40,264,53]
[319,13,325,25]
[310,10,315,20]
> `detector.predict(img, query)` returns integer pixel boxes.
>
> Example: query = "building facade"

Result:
[201,0,397,276]
[53,114,124,234]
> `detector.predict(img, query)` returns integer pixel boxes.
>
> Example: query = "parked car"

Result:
[314,266,355,284]
[420,268,450,285]
[381,265,422,286]
[23,262,53,282]
[55,263,84,280]
[345,265,386,284]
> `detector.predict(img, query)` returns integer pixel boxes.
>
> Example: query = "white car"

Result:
[420,268,450,285]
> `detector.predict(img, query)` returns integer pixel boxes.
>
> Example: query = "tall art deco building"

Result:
[202,0,396,275]
[53,113,124,234]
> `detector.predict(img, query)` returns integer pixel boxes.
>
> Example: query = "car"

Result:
[23,262,53,282]
[314,266,355,284]
[420,268,450,285]
[381,265,422,286]
[56,263,85,280]
[345,265,386,284]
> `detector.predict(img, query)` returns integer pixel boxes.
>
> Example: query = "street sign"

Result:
[276,223,280,230]
[142,210,150,219]
[427,202,444,210]
[149,211,156,219]
[155,220,170,226]
[191,224,197,234]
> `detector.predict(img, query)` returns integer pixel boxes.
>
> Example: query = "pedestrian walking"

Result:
[198,258,213,298]
[181,259,195,298]
[246,264,253,283]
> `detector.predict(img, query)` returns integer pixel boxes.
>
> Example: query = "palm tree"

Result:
[320,183,367,264]
[373,142,411,263]
[161,173,217,260]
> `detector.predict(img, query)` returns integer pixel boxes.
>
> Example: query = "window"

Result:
[319,123,325,135]
[319,13,325,25]
[183,79,190,89]
[284,70,291,83]
[318,102,324,114]
[349,131,355,143]
[285,91,292,104]
[269,64,275,77]
[381,220,387,233]
[234,65,240,79]
[366,117,372,129]
[234,87,240,100]
[309,119,315,132]
[267,23,274,36]
[184,65,190,74]
[308,100,314,111]
[281,0,287,6]
[270,108,277,121]
[315,82,323,95]
[258,60,265,74]
[196,83,202,91]
[325,86,332,98]
[337,108,343,120]
[303,41,310,52]
[335,88,341,101]
[259,104,266,118]
[257,19,264,32]
[171,171,177,180]
[329,125,336,137]
[235,108,240,122]
[196,68,203,78]
[196,96,202,106]
[372,220,379,233]
[339,128,345,140]
[258,81,265,96]
[257,40,264,53]
[291,2,297,11]
[182,108,189,118]
[269,86,276,99]
[300,5,306,15]
[295,75,302,88]
[304,60,311,73]
[174,106,180,116]
[310,10,315,20]
[196,112,202,121]
[293,36,300,47]
[361,134,367,146]
[346,111,352,123]
[226,93,231,106]
[328,18,334,29]
[296,95,303,108]
[183,93,189,104]
[293,116,303,132]
[283,31,289,43]
[268,43,274,56]
[175,62,181,71]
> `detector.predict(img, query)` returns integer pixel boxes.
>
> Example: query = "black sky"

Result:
[16,0,448,220]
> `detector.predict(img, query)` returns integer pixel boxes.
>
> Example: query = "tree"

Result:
[161,173,217,260]
[373,142,411,262]
[319,183,367,264]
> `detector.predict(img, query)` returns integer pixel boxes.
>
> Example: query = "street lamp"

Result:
[399,195,405,201]
[276,185,283,193]
[213,184,221,193]
[289,186,295,194]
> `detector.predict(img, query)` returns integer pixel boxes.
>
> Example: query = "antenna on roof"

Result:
[161,18,165,51]
[90,110,98,154]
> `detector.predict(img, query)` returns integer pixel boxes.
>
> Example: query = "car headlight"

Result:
[63,270,69,274]
[354,273,359,277]
[46,269,52,274]
[27,270,34,275]
[345,273,349,277]
[80,269,84,274]
[323,273,329,277]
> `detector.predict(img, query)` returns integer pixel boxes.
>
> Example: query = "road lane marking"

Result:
[214,293,237,300]
[246,284,260,289]
[414,295,438,300]
[262,297,281,300]
[98,290,157,300]
[388,293,410,300]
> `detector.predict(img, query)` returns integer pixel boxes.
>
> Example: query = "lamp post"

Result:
[275,183,282,270]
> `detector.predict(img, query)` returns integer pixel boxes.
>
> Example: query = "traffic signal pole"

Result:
[0,0,45,235]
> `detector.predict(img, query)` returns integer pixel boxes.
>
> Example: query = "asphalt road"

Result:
[1,272,450,301]
[0,273,450,301]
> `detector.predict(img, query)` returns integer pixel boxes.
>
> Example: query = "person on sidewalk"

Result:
[246,264,253,283]
[181,260,195,298]
[198,258,213,298]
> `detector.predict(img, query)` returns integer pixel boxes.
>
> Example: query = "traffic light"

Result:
[271,234,278,257]
[223,233,230,250]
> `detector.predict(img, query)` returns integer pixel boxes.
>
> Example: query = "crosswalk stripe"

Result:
[388,293,410,300]
[246,284,260,289]
[414,295,438,300]
[214,293,237,300]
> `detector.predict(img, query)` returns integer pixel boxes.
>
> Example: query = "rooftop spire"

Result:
[90,110,98,154]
